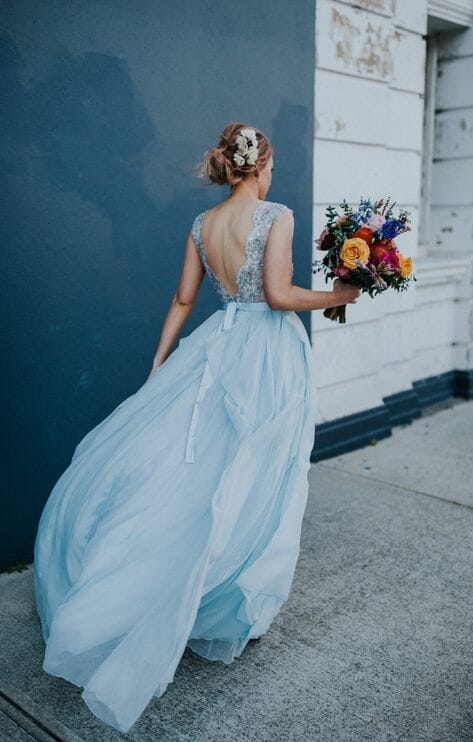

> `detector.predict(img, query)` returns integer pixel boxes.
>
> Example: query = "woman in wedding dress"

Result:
[33,121,360,734]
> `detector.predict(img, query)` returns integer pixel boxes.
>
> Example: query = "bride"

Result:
[33,121,360,734]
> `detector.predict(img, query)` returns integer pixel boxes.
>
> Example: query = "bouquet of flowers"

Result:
[312,197,416,323]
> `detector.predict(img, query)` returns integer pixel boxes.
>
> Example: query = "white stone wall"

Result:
[430,27,473,372]
[311,0,473,424]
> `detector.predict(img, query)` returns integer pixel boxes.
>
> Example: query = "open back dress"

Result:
[33,199,318,734]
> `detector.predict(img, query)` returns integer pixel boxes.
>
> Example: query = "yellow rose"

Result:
[398,254,413,278]
[340,238,370,270]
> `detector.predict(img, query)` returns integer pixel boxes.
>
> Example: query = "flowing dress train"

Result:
[33,200,318,733]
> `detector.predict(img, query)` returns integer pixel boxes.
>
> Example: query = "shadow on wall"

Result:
[0,31,194,569]
[1,32,162,273]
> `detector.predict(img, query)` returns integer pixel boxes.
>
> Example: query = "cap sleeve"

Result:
[268,201,293,224]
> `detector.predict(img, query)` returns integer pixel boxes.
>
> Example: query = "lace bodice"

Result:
[191,200,293,303]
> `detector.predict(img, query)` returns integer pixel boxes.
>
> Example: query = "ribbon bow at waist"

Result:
[184,301,271,463]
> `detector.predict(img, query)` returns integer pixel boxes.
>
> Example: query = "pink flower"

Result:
[365,213,385,231]
[381,251,400,270]
[333,265,351,278]
[370,243,400,271]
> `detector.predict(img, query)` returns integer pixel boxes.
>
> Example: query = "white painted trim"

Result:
[428,0,473,27]
[419,34,438,248]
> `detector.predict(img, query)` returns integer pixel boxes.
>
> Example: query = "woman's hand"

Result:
[333,278,361,304]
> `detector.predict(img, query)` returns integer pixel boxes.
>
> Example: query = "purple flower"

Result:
[365,213,385,231]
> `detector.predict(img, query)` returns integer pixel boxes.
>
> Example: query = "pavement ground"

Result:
[1,398,472,741]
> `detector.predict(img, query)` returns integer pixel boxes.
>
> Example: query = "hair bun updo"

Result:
[193,121,273,187]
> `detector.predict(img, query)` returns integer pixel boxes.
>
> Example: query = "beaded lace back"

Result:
[191,201,291,303]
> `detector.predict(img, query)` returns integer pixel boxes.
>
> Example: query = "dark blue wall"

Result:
[0,1,315,570]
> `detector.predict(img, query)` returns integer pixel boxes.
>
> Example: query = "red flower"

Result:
[370,243,400,270]
[376,238,397,251]
[315,228,336,250]
[352,227,373,245]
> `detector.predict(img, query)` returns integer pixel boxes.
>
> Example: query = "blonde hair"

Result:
[193,121,273,187]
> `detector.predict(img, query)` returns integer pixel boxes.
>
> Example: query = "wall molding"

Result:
[414,254,471,286]
[311,367,473,461]
[428,0,473,27]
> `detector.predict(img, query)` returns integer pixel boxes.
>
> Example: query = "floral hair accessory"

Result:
[233,127,259,167]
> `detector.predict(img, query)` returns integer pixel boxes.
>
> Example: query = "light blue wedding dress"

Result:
[33,200,318,734]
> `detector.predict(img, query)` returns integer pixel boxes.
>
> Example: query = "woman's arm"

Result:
[147,231,205,379]
[263,210,360,311]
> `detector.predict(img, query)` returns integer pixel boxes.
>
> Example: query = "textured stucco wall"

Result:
[311,0,472,432]
[312,0,427,423]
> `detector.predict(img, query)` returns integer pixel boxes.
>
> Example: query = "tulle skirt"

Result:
[33,300,318,733]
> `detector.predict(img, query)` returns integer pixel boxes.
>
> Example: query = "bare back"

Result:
[191,199,292,304]
[200,200,266,298]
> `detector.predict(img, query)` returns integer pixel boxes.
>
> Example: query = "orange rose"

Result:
[397,254,413,278]
[340,237,370,270]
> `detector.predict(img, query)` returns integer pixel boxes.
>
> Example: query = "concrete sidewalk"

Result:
[1,399,472,741]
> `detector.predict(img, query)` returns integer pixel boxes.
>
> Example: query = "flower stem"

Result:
[323,304,347,323]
